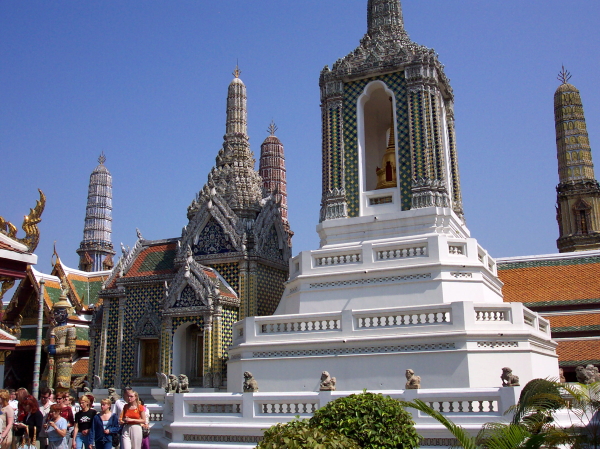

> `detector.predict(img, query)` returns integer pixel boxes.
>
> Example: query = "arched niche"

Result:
[172,321,204,383]
[357,80,400,215]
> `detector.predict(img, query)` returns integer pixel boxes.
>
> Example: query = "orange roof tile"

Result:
[547,313,600,328]
[72,358,88,375]
[557,340,600,365]
[499,263,600,304]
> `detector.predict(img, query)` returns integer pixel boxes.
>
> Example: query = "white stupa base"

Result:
[156,387,573,449]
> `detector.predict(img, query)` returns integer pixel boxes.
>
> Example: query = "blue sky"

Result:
[1,0,599,276]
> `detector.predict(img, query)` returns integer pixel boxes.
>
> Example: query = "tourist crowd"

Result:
[0,388,149,449]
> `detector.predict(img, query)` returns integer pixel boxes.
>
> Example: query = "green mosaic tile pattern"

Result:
[103,302,119,386]
[221,306,238,355]
[120,284,164,385]
[523,298,600,308]
[45,286,61,305]
[138,250,177,273]
[410,91,424,178]
[76,326,89,341]
[90,324,101,380]
[220,306,238,380]
[70,279,104,306]
[209,263,240,294]
[498,256,600,270]
[256,264,287,316]
[552,325,600,333]
[70,280,89,304]
[560,359,600,367]
[431,94,443,179]
[329,105,343,190]
[343,72,410,215]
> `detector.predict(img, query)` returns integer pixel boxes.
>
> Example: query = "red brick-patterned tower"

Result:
[259,122,288,222]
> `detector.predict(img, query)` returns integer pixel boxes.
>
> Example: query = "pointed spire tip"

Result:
[267,121,278,136]
[558,65,572,85]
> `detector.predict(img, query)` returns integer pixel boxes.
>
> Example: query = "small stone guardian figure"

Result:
[108,388,120,404]
[177,374,190,393]
[559,368,566,383]
[586,364,600,383]
[42,283,77,394]
[243,372,259,393]
[501,367,520,387]
[319,371,336,391]
[405,369,421,390]
[167,374,179,393]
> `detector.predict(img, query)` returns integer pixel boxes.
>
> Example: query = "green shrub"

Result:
[258,419,360,449]
[310,392,421,448]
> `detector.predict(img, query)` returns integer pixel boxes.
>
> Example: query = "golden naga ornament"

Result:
[0,189,46,252]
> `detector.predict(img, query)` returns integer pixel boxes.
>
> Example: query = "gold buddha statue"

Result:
[375,104,397,190]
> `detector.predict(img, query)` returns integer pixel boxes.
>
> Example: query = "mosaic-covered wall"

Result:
[256,264,287,316]
[121,284,164,385]
[103,301,119,386]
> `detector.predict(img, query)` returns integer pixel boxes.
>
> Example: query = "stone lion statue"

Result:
[177,374,190,393]
[405,369,421,390]
[576,365,594,384]
[167,374,179,393]
[243,372,259,393]
[501,367,520,387]
[107,388,120,404]
[586,364,600,383]
[319,371,336,391]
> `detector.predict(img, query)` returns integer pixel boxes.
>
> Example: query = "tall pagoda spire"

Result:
[554,69,600,252]
[76,153,115,271]
[259,122,288,222]
[207,68,262,218]
[367,0,407,38]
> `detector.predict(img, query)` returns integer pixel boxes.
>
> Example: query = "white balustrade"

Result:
[314,253,361,267]
[426,399,498,413]
[376,245,428,260]
[258,402,318,415]
[475,309,508,322]
[260,319,341,334]
[356,310,451,328]
[524,312,536,328]
[190,403,242,414]
[448,245,465,255]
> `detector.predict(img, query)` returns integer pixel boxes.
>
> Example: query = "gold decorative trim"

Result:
[0,189,46,252]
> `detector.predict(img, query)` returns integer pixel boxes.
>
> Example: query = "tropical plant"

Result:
[258,418,360,449]
[401,398,545,449]
[402,379,600,449]
[557,381,600,449]
[309,392,421,448]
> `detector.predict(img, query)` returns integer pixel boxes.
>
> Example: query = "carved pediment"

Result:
[193,218,235,256]
[181,188,244,260]
[254,198,291,262]
[164,258,217,313]
[134,310,160,338]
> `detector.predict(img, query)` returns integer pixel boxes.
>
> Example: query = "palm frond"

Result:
[401,400,479,449]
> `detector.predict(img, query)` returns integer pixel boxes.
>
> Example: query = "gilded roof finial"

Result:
[233,61,241,79]
[98,151,106,165]
[267,121,278,136]
[558,65,572,85]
